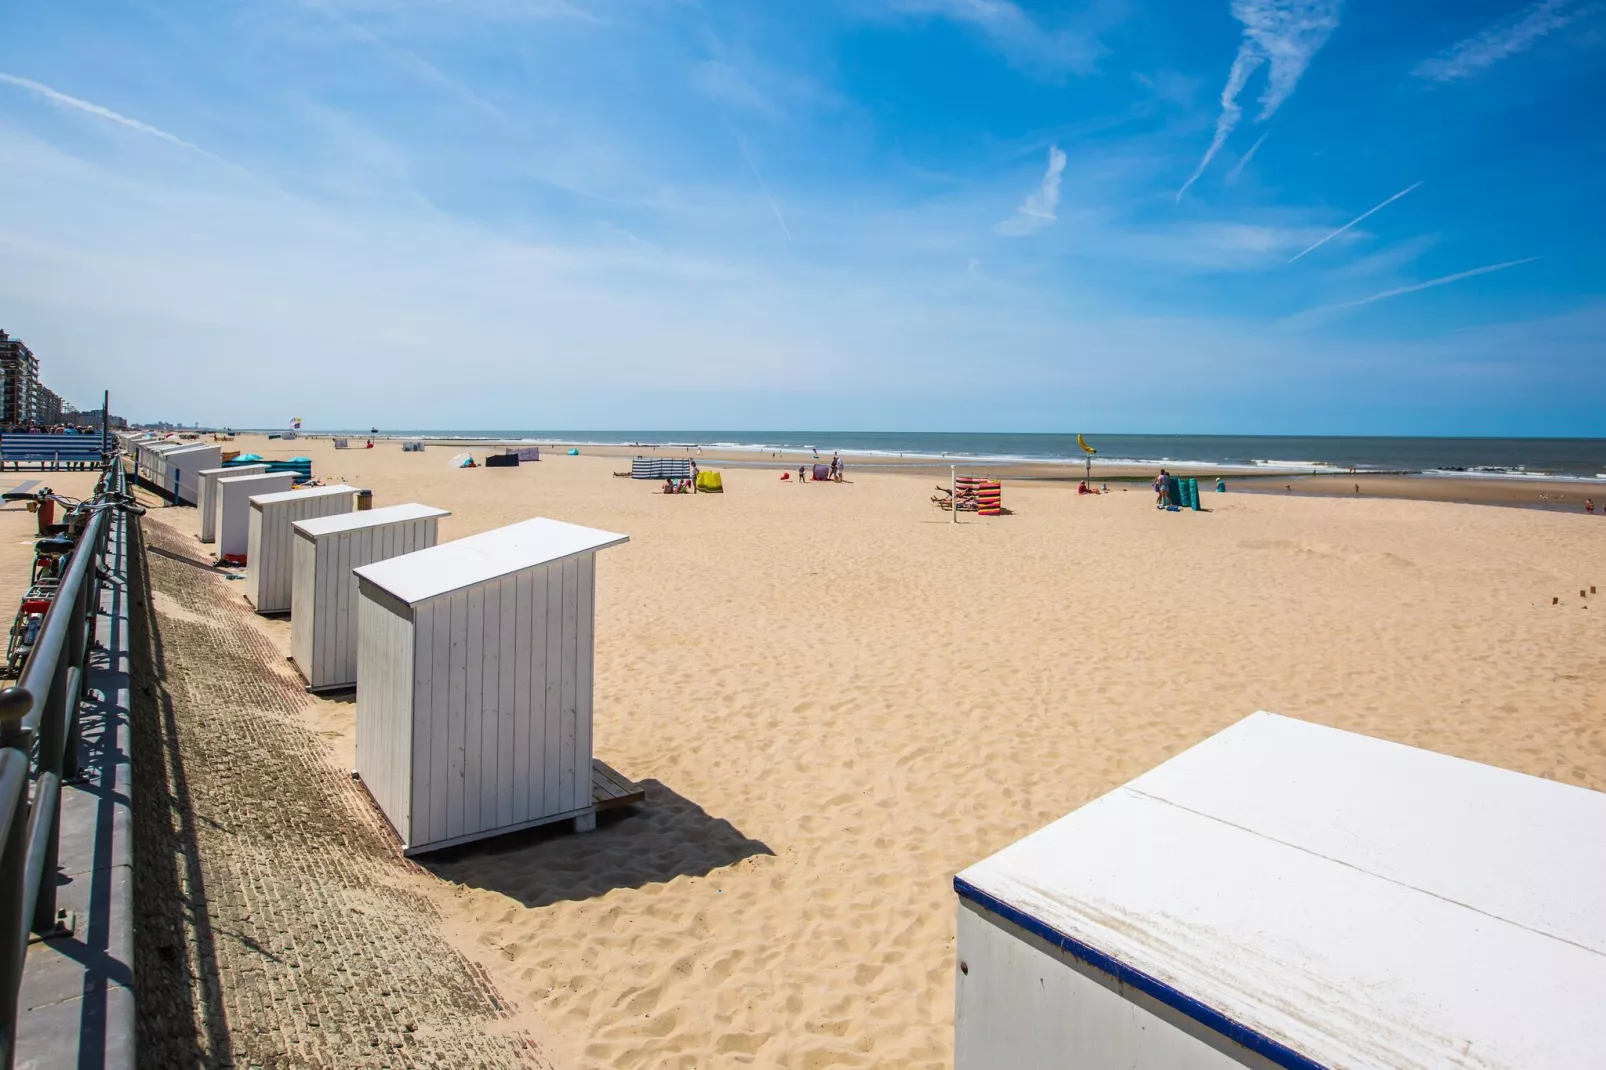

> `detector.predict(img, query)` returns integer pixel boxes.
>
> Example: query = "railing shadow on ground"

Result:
[125,518,234,1067]
[420,780,773,909]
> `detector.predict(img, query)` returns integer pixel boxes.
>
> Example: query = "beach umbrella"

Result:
[449,452,474,468]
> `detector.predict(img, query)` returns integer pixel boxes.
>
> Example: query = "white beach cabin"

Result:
[953,711,1606,1070]
[138,441,185,487]
[244,484,356,613]
[198,464,266,543]
[352,517,629,855]
[159,443,222,505]
[216,472,294,559]
[289,503,451,692]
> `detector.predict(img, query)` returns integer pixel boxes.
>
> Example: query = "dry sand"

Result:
[143,435,1606,1068]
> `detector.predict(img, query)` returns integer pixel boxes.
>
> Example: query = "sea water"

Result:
[303,431,1606,481]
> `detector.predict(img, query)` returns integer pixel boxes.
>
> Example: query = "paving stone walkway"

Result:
[130,515,547,1068]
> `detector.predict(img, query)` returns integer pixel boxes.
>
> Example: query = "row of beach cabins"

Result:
[119,429,639,853]
[117,429,1605,1068]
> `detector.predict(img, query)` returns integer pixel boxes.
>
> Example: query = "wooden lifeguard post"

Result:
[953,712,1606,1069]
[351,517,638,855]
[289,503,450,692]
[244,484,356,614]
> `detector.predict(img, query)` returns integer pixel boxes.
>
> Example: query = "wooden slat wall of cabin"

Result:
[462,580,484,836]
[430,595,452,844]
[576,553,595,813]
[495,573,517,830]
[401,551,603,852]
[356,591,414,843]
[542,563,563,819]
[476,575,503,832]
[559,557,580,812]
[257,493,353,613]
[290,533,317,678]
[244,506,264,606]
[520,565,546,822]
[445,589,468,841]
[329,525,355,685]
[409,602,432,847]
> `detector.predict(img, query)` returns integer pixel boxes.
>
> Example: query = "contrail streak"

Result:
[729,126,793,243]
[1290,182,1422,263]
[1315,256,1540,313]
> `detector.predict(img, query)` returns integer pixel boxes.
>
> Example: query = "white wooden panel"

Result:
[542,563,563,818]
[576,553,595,813]
[511,570,535,825]
[410,602,438,848]
[954,903,1253,1070]
[199,464,265,542]
[428,594,451,846]
[444,591,468,840]
[217,473,292,558]
[248,488,354,614]
[495,574,517,830]
[479,577,503,832]
[355,590,414,846]
[290,531,317,677]
[559,556,580,812]
[463,582,485,834]
[244,505,265,607]
[162,444,222,504]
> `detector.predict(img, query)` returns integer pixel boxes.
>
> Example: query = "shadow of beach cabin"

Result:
[419,779,772,908]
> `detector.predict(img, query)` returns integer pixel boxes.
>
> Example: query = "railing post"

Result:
[63,577,88,784]
[28,662,66,937]
[0,687,35,1069]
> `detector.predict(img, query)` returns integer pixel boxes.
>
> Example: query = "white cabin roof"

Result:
[956,711,1606,1069]
[355,516,628,605]
[293,503,450,538]
[218,471,293,486]
[249,484,356,508]
[200,464,264,477]
[162,443,219,457]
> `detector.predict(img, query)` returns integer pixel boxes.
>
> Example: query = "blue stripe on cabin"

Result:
[953,875,1331,1070]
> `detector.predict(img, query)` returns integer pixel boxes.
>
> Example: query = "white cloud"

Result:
[691,61,776,114]
[995,145,1067,236]
[1413,0,1596,82]
[887,0,1104,76]
[1177,0,1342,200]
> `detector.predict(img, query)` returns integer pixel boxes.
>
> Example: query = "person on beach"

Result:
[798,465,807,482]
[1588,498,1595,514]
[1154,470,1170,508]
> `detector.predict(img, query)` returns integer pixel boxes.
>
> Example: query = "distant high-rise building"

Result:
[0,329,41,427]
[37,386,64,425]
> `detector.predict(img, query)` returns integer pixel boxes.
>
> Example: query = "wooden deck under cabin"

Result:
[591,759,645,811]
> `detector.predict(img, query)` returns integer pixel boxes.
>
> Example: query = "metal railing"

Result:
[0,455,133,1068]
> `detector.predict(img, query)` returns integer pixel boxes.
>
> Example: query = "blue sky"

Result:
[1,0,1603,434]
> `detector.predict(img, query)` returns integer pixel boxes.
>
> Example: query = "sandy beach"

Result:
[140,434,1606,1069]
